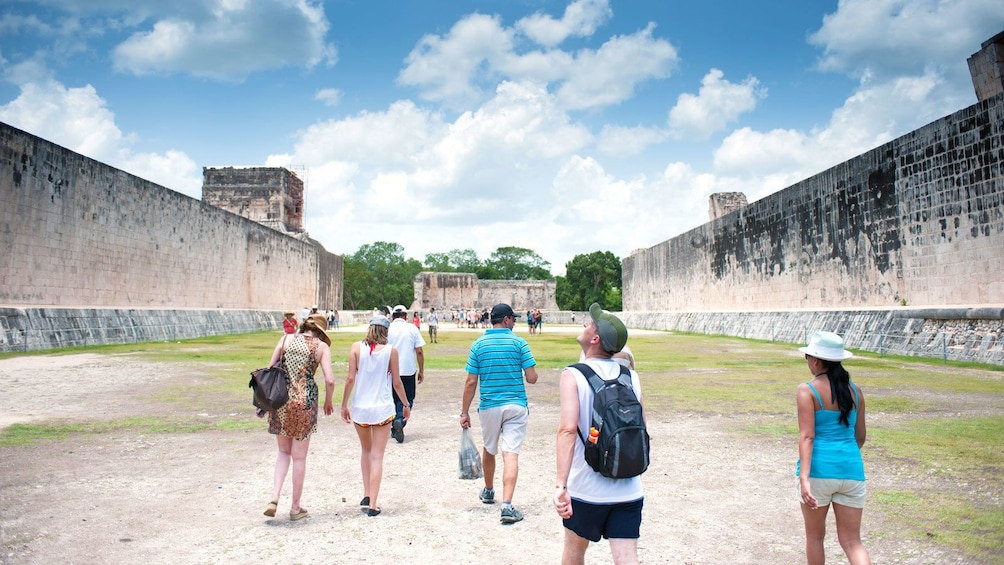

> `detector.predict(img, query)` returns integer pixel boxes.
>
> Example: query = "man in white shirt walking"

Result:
[387,305,426,443]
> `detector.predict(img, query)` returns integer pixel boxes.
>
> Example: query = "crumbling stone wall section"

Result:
[411,272,558,312]
[202,166,304,233]
[623,92,1004,311]
[708,192,748,221]
[0,121,334,311]
[968,31,1004,103]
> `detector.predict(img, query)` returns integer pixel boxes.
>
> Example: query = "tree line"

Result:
[341,242,622,313]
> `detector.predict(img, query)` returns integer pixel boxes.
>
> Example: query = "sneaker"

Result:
[500,506,524,524]
[479,487,495,504]
[392,419,404,443]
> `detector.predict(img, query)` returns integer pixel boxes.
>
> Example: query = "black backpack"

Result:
[571,363,650,479]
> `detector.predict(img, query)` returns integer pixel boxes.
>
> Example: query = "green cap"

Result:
[588,303,628,354]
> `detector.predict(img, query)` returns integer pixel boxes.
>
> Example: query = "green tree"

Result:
[343,242,423,309]
[557,251,622,311]
[482,246,551,280]
[424,248,483,273]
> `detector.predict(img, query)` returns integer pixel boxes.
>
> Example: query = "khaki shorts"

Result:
[799,478,867,508]
[478,405,528,455]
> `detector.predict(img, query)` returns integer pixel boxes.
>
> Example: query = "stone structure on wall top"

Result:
[968,31,1004,102]
[202,166,305,234]
[411,272,558,312]
[708,192,748,221]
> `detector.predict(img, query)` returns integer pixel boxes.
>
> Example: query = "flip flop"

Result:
[289,507,309,521]
[263,500,278,517]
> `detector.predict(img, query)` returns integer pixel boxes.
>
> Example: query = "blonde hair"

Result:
[365,324,388,345]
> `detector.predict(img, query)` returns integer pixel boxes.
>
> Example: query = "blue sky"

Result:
[2,0,1002,275]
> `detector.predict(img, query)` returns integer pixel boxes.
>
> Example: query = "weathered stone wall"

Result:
[968,31,1004,102]
[0,121,339,312]
[619,307,1004,366]
[411,272,558,312]
[623,93,1004,311]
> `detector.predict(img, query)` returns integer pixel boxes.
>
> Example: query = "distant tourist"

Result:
[387,305,426,443]
[796,331,871,565]
[427,307,439,343]
[282,312,297,334]
[261,313,335,521]
[460,303,539,525]
[341,316,410,517]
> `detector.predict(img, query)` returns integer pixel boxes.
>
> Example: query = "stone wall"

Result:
[623,93,1004,311]
[411,272,558,312]
[202,166,304,233]
[619,307,1004,366]
[0,121,341,312]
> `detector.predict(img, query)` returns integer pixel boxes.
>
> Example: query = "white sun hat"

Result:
[798,331,853,362]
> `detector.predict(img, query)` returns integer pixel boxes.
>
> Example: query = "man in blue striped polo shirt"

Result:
[460,303,539,525]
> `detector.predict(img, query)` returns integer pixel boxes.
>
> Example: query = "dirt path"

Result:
[0,346,989,564]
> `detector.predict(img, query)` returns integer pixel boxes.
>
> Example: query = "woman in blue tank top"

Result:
[796,331,871,565]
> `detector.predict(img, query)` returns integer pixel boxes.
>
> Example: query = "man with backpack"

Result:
[554,303,648,564]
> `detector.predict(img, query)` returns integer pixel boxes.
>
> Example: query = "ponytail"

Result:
[821,360,855,426]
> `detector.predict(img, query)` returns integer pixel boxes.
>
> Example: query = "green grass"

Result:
[873,490,1004,557]
[2,325,1002,560]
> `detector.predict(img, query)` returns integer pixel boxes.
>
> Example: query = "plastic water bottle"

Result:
[588,427,599,444]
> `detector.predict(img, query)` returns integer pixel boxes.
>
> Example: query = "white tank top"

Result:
[350,342,396,425]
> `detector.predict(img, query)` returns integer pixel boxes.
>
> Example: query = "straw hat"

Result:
[306,313,331,345]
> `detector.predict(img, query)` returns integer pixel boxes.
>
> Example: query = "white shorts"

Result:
[799,478,867,508]
[478,405,528,455]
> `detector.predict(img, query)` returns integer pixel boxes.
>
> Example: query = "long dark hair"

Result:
[820,359,855,426]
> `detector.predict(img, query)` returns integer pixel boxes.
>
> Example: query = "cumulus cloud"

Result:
[516,0,612,47]
[809,0,1004,80]
[398,14,678,111]
[0,77,201,197]
[668,69,764,140]
[111,0,337,79]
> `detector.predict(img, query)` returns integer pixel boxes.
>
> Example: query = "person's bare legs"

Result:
[501,451,519,503]
[562,528,590,565]
[289,437,311,512]
[272,436,292,502]
[833,503,871,564]
[366,423,392,509]
[800,502,829,565]
[482,449,496,490]
[355,424,374,501]
[608,538,639,565]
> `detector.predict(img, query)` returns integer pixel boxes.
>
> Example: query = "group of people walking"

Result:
[260,304,870,565]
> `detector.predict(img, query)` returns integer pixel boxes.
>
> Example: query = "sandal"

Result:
[263,500,278,517]
[359,496,370,507]
[367,507,381,517]
[289,507,309,521]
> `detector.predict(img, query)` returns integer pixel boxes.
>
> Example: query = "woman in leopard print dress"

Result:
[262,313,335,521]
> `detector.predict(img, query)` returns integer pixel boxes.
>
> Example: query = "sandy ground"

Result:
[0,327,995,564]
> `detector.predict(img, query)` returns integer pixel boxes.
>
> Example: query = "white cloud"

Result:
[595,124,665,157]
[553,23,678,110]
[668,69,764,140]
[398,14,678,111]
[809,0,1004,80]
[516,0,612,47]
[0,77,201,198]
[398,13,514,107]
[314,88,341,106]
[111,0,337,79]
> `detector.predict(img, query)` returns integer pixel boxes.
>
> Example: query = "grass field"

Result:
[2,325,1002,560]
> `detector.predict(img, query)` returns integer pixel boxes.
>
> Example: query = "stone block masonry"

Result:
[623,92,1004,312]
[0,121,342,313]
[410,272,558,312]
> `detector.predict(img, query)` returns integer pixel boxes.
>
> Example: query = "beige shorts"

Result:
[477,405,528,455]
[799,478,867,508]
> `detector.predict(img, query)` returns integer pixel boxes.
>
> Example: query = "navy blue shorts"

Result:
[563,497,643,542]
